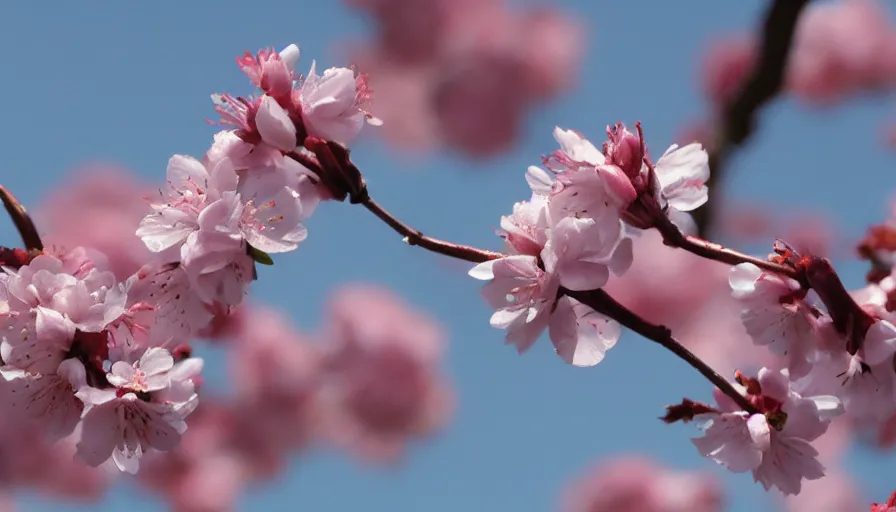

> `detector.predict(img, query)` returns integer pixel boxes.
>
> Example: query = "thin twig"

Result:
[357,192,757,414]
[566,288,758,415]
[360,197,503,263]
[693,0,812,235]
[0,185,43,251]
[656,214,807,286]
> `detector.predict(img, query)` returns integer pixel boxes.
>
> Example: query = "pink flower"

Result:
[691,368,842,495]
[544,127,638,218]
[76,347,202,473]
[499,193,551,257]
[123,261,214,344]
[137,155,238,253]
[255,95,297,152]
[561,456,722,512]
[300,62,380,144]
[469,255,558,353]
[469,256,621,366]
[226,305,323,466]
[729,263,817,377]
[318,284,452,462]
[236,45,298,103]
[542,216,626,291]
[0,358,87,441]
[653,142,710,226]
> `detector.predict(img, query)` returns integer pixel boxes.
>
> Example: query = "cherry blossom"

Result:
[300,62,381,144]
[729,263,817,377]
[691,368,842,495]
[75,347,201,473]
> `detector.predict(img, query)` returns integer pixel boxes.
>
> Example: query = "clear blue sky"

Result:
[1,1,895,511]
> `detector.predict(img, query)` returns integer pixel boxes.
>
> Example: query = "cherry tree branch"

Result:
[356,192,756,415]
[360,197,504,263]
[692,0,812,236]
[655,214,808,286]
[0,185,43,251]
[565,288,758,414]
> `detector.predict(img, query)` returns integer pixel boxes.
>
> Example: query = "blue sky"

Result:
[1,1,895,511]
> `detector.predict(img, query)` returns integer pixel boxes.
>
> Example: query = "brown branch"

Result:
[356,191,757,415]
[656,214,807,286]
[566,288,758,415]
[0,185,43,251]
[693,0,812,236]
[360,197,503,264]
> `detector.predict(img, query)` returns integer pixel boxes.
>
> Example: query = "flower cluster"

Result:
[0,248,202,473]
[137,43,380,320]
[0,42,385,479]
[690,368,842,495]
[469,124,709,366]
[729,257,896,424]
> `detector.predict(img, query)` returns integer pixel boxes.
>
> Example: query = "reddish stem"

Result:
[656,213,807,286]
[357,193,757,415]
[0,185,43,251]
[360,197,503,263]
[566,288,758,415]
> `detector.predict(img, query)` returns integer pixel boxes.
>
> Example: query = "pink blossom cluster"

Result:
[4,29,896,510]
[0,244,203,474]
[137,43,380,320]
[469,124,709,365]
[702,0,896,106]
[7,163,451,509]
[345,0,583,157]
[0,42,389,481]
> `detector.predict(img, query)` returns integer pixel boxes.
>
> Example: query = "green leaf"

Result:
[247,245,274,266]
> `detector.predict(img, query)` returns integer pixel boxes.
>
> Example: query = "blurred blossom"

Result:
[561,456,723,512]
[227,306,324,478]
[36,165,154,280]
[701,0,896,107]
[604,230,729,331]
[784,471,862,512]
[346,0,583,158]
[318,284,454,462]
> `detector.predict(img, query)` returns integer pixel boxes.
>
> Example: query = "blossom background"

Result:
[1,1,895,511]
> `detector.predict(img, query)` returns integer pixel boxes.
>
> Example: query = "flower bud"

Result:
[603,123,644,181]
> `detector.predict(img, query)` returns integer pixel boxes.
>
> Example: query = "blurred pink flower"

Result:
[318,284,453,462]
[346,0,583,158]
[701,36,756,106]
[227,305,323,478]
[36,165,154,281]
[139,403,246,511]
[784,471,862,512]
[701,0,896,107]
[603,230,728,331]
[561,456,723,512]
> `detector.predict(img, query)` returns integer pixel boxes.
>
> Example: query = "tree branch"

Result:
[693,0,812,236]
[356,191,757,415]
[566,288,758,415]
[0,185,43,251]
[360,197,503,264]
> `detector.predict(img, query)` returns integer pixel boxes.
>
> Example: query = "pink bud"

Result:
[603,123,644,181]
